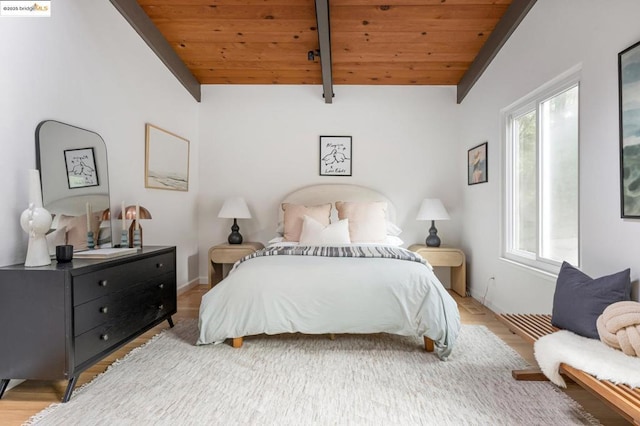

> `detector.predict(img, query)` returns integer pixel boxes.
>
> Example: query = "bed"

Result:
[197,184,461,359]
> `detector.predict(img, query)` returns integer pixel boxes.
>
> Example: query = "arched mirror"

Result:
[36,120,111,251]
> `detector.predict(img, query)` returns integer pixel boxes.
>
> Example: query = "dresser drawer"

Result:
[74,296,173,367]
[74,272,175,336]
[73,252,175,306]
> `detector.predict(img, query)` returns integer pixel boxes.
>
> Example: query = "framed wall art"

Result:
[468,142,488,185]
[145,123,190,191]
[64,147,99,189]
[319,135,352,176]
[619,40,640,217]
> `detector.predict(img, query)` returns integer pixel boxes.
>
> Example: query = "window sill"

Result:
[499,256,559,282]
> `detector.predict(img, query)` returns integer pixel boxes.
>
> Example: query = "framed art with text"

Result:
[619,40,640,217]
[64,147,99,189]
[319,135,352,176]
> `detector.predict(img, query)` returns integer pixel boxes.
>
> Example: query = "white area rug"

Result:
[535,330,640,388]
[28,321,599,425]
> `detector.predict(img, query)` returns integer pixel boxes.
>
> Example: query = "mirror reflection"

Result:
[36,120,111,251]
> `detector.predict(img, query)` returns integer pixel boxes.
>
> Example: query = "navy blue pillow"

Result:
[551,262,631,339]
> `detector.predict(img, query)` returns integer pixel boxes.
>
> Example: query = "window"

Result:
[503,73,580,273]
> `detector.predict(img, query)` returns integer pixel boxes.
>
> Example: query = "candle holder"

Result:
[87,231,95,250]
[120,229,129,248]
[132,228,142,248]
[117,205,152,248]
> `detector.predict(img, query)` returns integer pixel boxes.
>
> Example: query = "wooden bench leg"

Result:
[232,337,243,348]
[424,337,434,352]
[512,368,550,381]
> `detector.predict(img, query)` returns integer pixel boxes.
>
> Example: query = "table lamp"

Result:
[117,205,152,248]
[416,198,450,247]
[218,197,251,244]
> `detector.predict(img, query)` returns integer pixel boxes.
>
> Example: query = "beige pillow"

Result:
[282,203,331,242]
[335,201,387,243]
[58,213,101,251]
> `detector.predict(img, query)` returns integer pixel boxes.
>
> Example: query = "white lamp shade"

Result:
[218,197,252,219]
[416,199,450,221]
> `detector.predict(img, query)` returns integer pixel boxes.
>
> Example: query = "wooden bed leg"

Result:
[328,333,335,340]
[232,337,243,348]
[424,337,434,352]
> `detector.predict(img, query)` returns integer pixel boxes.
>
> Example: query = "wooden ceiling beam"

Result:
[109,0,201,102]
[456,0,537,104]
[315,0,333,103]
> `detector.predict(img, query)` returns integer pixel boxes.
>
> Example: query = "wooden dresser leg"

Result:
[232,337,243,348]
[424,337,434,352]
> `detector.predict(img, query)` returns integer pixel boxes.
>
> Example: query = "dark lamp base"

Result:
[425,220,441,247]
[228,218,243,244]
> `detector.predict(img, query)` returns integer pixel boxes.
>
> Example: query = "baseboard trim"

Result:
[177,278,200,296]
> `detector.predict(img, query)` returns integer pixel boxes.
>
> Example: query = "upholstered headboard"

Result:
[280,184,396,224]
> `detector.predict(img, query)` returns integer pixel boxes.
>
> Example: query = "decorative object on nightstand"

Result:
[20,169,52,267]
[117,204,152,248]
[416,198,450,247]
[408,244,467,297]
[208,242,265,286]
[218,197,252,244]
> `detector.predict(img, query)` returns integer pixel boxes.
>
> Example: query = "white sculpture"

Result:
[20,170,52,267]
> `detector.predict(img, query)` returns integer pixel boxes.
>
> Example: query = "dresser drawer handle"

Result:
[99,280,108,287]
[156,263,164,269]
[99,306,108,314]
[158,283,165,289]
[100,334,109,341]
[158,304,164,310]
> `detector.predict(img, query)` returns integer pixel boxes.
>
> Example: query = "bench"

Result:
[496,313,640,425]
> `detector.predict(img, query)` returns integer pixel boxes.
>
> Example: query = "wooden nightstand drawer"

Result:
[415,249,464,267]
[208,242,264,287]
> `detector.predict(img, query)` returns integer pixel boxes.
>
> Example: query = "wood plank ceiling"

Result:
[129,0,531,102]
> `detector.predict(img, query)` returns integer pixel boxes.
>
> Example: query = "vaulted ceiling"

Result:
[111,0,536,103]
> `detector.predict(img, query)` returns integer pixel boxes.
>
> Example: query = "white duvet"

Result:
[197,249,461,359]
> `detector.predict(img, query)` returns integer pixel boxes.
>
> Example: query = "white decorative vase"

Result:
[20,170,52,267]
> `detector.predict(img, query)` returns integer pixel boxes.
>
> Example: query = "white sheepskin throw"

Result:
[534,330,640,388]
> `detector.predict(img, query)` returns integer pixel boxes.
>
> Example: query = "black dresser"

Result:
[0,246,176,402]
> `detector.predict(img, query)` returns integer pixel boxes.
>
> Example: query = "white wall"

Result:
[459,0,640,313]
[197,85,462,282]
[0,0,200,287]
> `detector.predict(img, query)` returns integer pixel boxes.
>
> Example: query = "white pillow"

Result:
[386,221,402,236]
[299,215,351,245]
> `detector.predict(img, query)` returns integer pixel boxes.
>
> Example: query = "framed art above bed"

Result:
[319,136,352,176]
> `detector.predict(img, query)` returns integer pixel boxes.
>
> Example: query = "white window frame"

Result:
[501,67,581,275]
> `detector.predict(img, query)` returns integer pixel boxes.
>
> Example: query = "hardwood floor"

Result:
[0,285,629,425]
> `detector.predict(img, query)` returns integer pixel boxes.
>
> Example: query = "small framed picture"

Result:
[319,135,352,176]
[64,147,99,189]
[468,142,488,185]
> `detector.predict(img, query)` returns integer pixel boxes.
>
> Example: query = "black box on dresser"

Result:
[0,246,176,402]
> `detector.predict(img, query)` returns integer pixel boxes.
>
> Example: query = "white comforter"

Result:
[197,247,461,359]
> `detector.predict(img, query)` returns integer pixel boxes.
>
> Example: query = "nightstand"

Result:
[208,242,264,287]
[408,244,466,297]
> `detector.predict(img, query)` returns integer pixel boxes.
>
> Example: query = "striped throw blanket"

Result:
[231,245,428,274]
